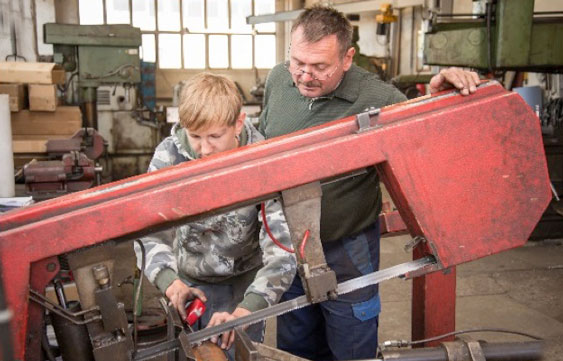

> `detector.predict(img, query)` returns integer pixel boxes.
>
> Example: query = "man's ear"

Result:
[235,112,246,135]
[342,47,356,72]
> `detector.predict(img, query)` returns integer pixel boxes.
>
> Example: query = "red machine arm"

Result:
[0,82,551,360]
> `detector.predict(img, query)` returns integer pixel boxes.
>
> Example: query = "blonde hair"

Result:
[178,73,242,130]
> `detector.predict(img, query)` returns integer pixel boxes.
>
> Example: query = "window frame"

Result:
[80,0,276,70]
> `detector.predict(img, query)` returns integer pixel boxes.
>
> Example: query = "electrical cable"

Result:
[57,72,78,94]
[133,239,146,349]
[260,202,294,253]
[408,327,542,346]
[83,64,140,80]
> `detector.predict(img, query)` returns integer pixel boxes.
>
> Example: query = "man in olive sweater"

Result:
[259,5,479,361]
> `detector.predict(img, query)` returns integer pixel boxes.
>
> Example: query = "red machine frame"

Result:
[0,82,551,360]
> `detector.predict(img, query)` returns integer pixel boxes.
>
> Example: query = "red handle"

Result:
[184,298,206,326]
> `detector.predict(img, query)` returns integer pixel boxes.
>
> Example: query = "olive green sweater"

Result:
[259,64,407,242]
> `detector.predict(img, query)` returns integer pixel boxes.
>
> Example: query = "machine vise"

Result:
[23,128,105,200]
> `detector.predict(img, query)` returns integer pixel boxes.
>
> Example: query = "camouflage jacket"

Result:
[135,121,296,312]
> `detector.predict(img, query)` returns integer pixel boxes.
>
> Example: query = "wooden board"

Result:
[0,83,27,112]
[12,140,48,153]
[0,62,65,85]
[29,84,57,112]
[10,106,82,136]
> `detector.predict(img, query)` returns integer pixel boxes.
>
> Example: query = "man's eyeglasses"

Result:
[285,61,339,81]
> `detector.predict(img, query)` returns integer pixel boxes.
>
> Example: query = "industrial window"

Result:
[78,0,276,70]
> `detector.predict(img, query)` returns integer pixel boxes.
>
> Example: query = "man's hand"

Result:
[207,307,251,350]
[429,67,481,96]
[165,279,207,319]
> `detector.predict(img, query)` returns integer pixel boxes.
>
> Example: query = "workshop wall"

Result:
[155,68,271,105]
[0,0,39,62]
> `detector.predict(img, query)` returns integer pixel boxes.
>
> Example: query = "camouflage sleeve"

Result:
[134,138,182,293]
[134,230,179,292]
[239,199,297,311]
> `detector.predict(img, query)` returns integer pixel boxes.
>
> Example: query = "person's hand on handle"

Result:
[429,67,481,96]
[165,279,207,319]
[206,307,251,350]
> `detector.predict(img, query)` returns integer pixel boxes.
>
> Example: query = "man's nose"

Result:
[299,69,315,81]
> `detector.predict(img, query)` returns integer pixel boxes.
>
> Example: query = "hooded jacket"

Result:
[135,121,296,312]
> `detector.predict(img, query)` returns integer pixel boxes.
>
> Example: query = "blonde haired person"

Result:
[135,73,296,360]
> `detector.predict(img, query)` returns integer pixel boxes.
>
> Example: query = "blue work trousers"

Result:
[277,221,381,361]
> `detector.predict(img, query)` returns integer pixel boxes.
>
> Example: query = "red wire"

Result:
[299,230,310,260]
[261,202,295,253]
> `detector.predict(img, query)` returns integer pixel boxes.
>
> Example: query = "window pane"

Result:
[183,34,206,69]
[79,0,103,25]
[254,0,275,33]
[133,0,155,31]
[207,0,228,32]
[209,35,228,68]
[142,34,156,62]
[231,35,252,69]
[157,0,180,31]
[255,35,275,68]
[231,0,251,33]
[159,34,181,68]
[106,0,130,24]
[182,0,204,32]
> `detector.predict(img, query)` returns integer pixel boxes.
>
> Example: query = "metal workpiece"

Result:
[234,329,312,361]
[235,329,259,361]
[377,340,544,361]
[254,344,311,361]
[191,342,228,361]
[0,82,552,360]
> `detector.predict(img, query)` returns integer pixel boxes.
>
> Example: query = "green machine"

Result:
[44,24,142,128]
[424,0,563,72]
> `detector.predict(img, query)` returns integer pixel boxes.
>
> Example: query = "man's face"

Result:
[288,27,355,98]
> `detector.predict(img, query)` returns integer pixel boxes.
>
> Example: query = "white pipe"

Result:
[0,94,15,197]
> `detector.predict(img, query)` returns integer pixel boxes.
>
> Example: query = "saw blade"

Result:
[134,256,436,360]
[185,256,436,345]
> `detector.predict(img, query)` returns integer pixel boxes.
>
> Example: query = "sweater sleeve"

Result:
[133,137,183,294]
[238,198,297,312]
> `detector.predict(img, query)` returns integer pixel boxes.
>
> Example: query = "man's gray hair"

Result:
[291,5,353,58]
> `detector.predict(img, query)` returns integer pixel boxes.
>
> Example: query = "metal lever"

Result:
[281,182,337,303]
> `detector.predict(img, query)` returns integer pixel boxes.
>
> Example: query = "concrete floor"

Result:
[265,237,563,360]
[265,236,563,361]
[378,235,563,361]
